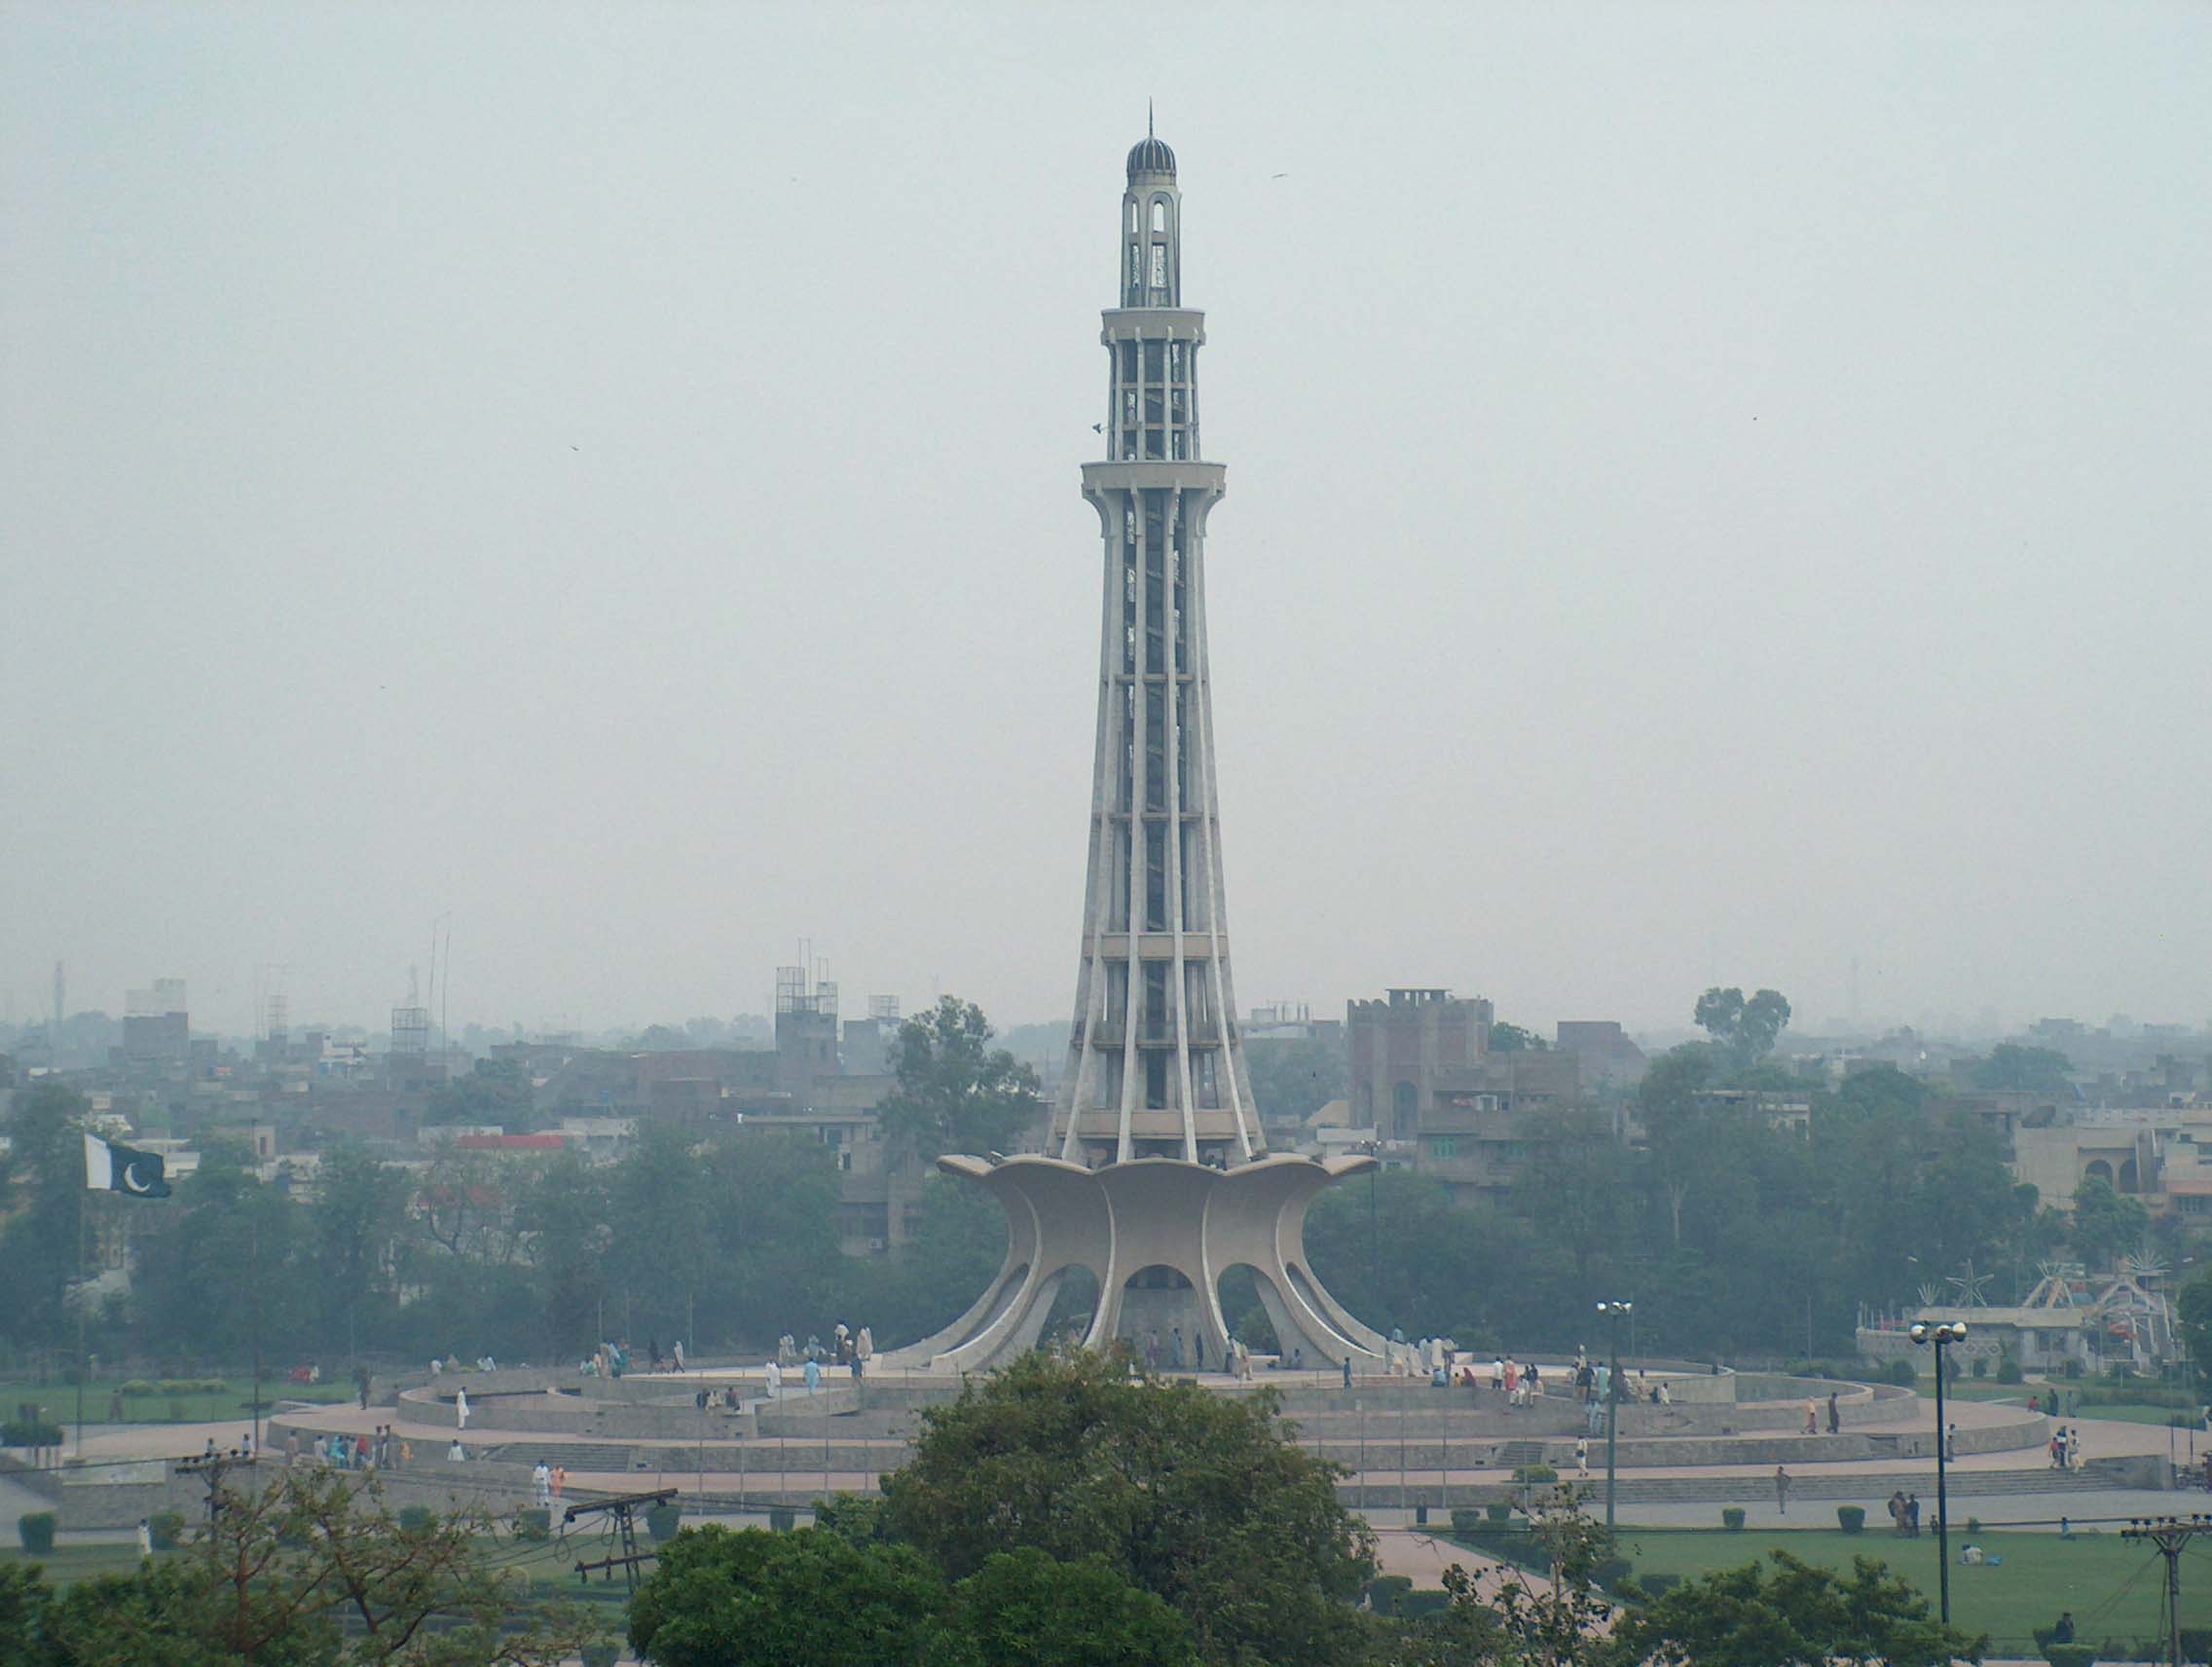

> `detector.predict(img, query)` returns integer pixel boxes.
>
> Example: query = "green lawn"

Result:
[3,1534,631,1608]
[0,1543,161,1585]
[0,1376,351,1426]
[1612,1527,2190,1652]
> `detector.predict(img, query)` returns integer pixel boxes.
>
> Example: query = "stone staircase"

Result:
[480,1442,640,1472]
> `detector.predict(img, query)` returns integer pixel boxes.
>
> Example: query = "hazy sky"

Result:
[5,4,2208,1042]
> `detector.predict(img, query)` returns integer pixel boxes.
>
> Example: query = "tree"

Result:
[0,1081,89,1347]
[948,1547,1196,1667]
[879,1348,1373,1666]
[2068,1173,2150,1271]
[1487,1022,1547,1054]
[1693,987,1792,1062]
[1970,1043,2073,1093]
[310,1144,410,1353]
[628,1526,947,1667]
[1604,1550,1986,1666]
[23,1467,593,1666]
[2177,1266,2212,1396]
[1243,1036,1348,1122]
[873,998,1044,1160]
[424,1057,534,1129]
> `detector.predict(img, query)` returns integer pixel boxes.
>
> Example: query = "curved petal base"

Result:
[882,1153,1384,1373]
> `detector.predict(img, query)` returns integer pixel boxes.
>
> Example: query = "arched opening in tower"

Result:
[1217,1262,1294,1358]
[1041,1264,1101,1347]
[1117,1264,1201,1366]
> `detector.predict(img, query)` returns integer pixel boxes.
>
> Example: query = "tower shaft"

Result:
[1056,138,1258,1166]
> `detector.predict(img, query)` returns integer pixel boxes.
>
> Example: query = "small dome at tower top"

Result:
[1126,135,1176,181]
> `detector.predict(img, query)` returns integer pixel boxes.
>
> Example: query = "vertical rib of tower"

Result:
[1057,134,1261,1167]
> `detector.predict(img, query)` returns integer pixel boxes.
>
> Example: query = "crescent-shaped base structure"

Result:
[881,1153,1384,1374]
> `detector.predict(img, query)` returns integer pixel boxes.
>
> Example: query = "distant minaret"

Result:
[1056,125,1260,1166]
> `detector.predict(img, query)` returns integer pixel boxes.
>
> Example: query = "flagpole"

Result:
[74,1190,89,1459]
[250,1211,263,1457]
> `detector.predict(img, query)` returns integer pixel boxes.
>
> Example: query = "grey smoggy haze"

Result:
[3,4,2208,1041]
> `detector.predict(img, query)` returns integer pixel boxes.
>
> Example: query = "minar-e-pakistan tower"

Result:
[893,129,1382,1373]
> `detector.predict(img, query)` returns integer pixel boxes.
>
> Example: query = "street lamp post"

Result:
[1597,1299,1633,1536]
[1911,1319,1968,1627]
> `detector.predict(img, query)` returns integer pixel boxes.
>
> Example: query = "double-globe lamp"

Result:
[1910,1318,1969,1625]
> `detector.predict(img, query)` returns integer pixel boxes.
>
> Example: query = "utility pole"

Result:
[2120,1515,2210,1667]
[566,1488,675,1594]
[177,1449,258,1532]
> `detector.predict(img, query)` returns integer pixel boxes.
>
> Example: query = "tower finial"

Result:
[1149,98,1154,140]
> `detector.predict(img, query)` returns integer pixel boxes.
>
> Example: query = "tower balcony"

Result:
[1081,460,1226,498]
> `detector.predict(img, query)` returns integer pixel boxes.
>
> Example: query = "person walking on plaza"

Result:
[803,1356,821,1395]
[1575,1436,1589,1478]
[284,1431,300,1466]
[1905,1493,1921,1537]
[1826,1392,1839,1434]
[1802,1398,1818,1435]
[455,1387,469,1430]
[1944,1422,1957,1462]
[1774,1465,1790,1515]
[673,1339,684,1373]
[534,1461,552,1507]
[551,1464,566,1502]
[1886,1491,1906,1537]
[765,1358,782,1398]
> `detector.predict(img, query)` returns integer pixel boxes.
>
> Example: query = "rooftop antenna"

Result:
[1148,98,1155,139]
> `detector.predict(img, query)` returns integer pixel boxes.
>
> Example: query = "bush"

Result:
[1971,1355,1989,1379]
[516,1507,550,1541]
[1997,1354,2024,1385]
[1836,1505,1865,1535]
[1885,1358,1919,1387]
[1486,1500,1514,1524]
[1639,1573,1681,1600]
[580,1644,620,1667]
[2178,1626,2210,1664]
[1,1419,64,1448]
[1396,1590,1451,1620]
[149,1510,185,1550]
[1966,1516,1982,1536]
[1721,1507,1746,1532]
[118,1379,158,1397]
[1511,1463,1558,1483]
[18,1512,56,1553]
[1593,1555,1634,1594]
[645,1501,682,1542]
[398,1506,433,1532]
[2043,1648,2095,1667]
[768,1506,794,1532]
[2061,1357,2084,1380]
[1450,1508,1483,1535]
[1368,1574,1413,1613]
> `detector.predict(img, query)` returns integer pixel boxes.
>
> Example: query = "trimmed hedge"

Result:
[18,1512,56,1553]
[645,1502,682,1543]
[398,1506,433,1533]
[1836,1505,1865,1535]
[516,1507,550,1541]
[1368,1574,1412,1613]
[1721,1507,1746,1531]
[2,1419,65,1448]
[1510,1463,1558,1483]
[149,1510,185,1550]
